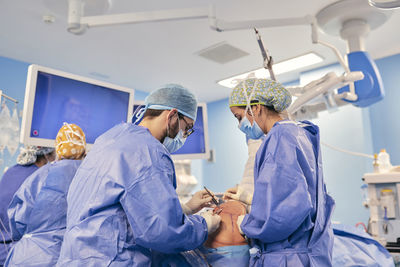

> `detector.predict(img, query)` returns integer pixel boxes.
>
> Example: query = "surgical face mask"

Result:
[238,79,264,140]
[163,115,187,153]
[239,113,264,140]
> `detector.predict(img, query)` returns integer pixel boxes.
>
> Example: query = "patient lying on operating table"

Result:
[151,200,251,267]
[196,200,250,267]
[204,200,248,248]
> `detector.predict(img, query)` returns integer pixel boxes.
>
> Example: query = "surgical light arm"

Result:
[287,70,364,115]
[67,1,314,35]
[310,22,358,102]
[254,28,276,81]
[289,95,349,121]
[67,0,209,34]
[208,8,313,32]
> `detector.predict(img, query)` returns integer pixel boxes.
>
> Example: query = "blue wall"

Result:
[202,98,248,193]
[134,89,148,101]
[370,54,400,165]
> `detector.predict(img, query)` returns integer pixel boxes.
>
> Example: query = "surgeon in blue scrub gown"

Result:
[227,78,335,266]
[57,84,221,267]
[0,146,55,266]
[4,123,86,267]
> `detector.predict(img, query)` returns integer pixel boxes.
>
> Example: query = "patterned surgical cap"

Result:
[229,78,292,112]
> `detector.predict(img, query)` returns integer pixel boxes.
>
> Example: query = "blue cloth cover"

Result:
[199,244,250,267]
[332,223,394,267]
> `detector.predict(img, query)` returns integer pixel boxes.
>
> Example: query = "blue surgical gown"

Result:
[0,164,38,265]
[56,123,208,267]
[241,120,335,266]
[332,224,394,267]
[151,245,250,267]
[4,160,82,267]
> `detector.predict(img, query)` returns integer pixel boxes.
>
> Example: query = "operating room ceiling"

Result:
[0,0,399,102]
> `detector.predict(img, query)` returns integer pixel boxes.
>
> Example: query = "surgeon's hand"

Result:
[223,185,253,205]
[237,215,245,235]
[200,210,221,234]
[223,185,238,200]
[182,189,214,215]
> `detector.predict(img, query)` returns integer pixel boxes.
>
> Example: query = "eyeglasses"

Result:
[179,115,195,138]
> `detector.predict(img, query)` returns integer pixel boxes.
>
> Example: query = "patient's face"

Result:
[204,200,248,248]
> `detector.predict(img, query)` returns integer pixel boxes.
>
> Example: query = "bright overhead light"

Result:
[217,52,324,88]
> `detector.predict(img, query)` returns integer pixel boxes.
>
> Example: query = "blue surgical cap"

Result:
[144,84,198,121]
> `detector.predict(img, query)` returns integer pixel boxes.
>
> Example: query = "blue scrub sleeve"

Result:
[241,132,313,243]
[121,167,208,254]
[7,171,44,240]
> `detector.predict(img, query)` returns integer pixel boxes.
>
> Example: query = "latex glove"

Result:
[237,214,245,235]
[182,189,214,215]
[200,210,221,234]
[223,185,253,205]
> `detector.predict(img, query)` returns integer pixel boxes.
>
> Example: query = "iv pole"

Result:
[0,90,18,104]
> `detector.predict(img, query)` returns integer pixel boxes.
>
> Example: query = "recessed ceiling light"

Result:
[217,52,324,88]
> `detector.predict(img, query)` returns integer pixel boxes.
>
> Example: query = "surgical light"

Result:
[369,0,400,9]
[217,52,323,88]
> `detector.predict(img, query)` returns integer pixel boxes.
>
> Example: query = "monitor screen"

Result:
[21,65,134,147]
[133,103,209,159]
[173,106,206,155]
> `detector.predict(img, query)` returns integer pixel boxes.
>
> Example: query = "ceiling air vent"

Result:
[196,42,249,64]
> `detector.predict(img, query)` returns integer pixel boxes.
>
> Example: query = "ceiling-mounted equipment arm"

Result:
[67,0,209,35]
[311,22,350,73]
[80,8,209,27]
[68,0,86,34]
[309,21,358,101]
[287,70,364,115]
[289,94,349,121]
[254,28,276,81]
[208,8,313,32]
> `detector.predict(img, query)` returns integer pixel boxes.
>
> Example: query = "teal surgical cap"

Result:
[229,78,292,112]
[144,84,198,121]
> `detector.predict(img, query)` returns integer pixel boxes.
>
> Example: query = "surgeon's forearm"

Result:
[136,214,208,253]
[180,202,192,215]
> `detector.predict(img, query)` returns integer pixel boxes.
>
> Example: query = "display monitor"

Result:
[132,102,210,160]
[20,64,134,148]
